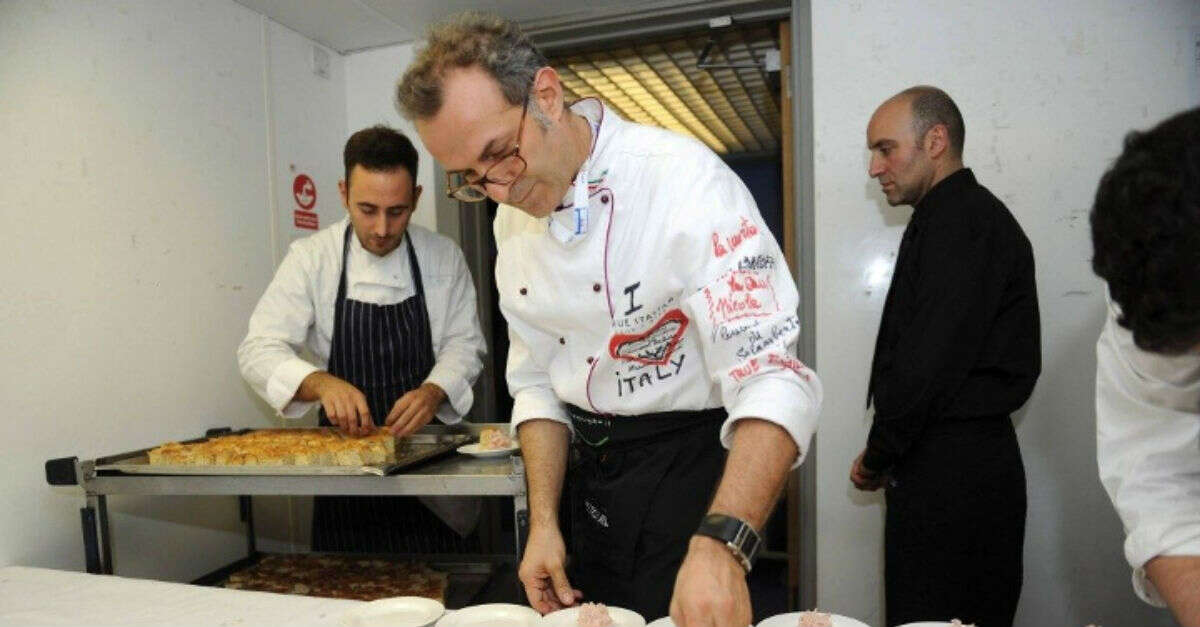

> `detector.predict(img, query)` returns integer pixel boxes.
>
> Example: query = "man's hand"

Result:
[670,535,752,627]
[385,382,445,437]
[518,525,582,615]
[1146,555,1200,627]
[299,371,372,435]
[850,449,885,491]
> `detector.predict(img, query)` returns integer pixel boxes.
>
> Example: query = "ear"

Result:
[412,184,423,209]
[925,124,949,160]
[338,179,349,210]
[530,66,565,124]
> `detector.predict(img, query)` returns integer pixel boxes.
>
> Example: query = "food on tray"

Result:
[576,602,615,627]
[478,427,514,450]
[147,428,396,466]
[222,553,447,602]
[796,610,832,627]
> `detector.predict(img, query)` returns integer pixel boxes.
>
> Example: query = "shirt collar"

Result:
[553,98,611,211]
[343,217,411,286]
[546,99,615,245]
[915,167,974,213]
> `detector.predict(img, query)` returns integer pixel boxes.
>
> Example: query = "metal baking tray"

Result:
[94,428,472,477]
[192,552,503,609]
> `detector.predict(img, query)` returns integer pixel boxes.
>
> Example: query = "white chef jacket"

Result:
[494,100,821,465]
[1096,294,1200,606]
[238,217,486,423]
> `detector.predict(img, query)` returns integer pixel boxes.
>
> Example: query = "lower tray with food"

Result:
[192,551,500,609]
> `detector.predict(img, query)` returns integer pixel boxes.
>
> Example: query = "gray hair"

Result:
[898,85,965,157]
[396,12,548,121]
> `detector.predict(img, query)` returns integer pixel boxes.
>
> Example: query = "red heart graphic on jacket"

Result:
[608,308,689,366]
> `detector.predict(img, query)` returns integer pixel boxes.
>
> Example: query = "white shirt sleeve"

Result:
[424,243,487,424]
[503,320,571,435]
[1095,298,1200,606]
[494,215,570,435]
[678,156,822,467]
[237,242,321,419]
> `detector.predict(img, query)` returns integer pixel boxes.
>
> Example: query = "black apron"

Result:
[884,415,1026,627]
[565,404,727,620]
[311,226,475,554]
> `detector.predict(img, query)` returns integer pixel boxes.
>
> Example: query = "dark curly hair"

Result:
[343,125,418,186]
[1091,107,1200,354]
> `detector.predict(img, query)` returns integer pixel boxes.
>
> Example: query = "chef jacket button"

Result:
[586,356,594,364]
[519,287,528,296]
[601,195,609,204]
[559,337,565,345]
[592,283,602,292]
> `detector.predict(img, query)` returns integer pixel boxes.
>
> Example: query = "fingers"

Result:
[394,402,427,438]
[391,396,420,434]
[547,562,576,607]
[318,379,372,435]
[386,391,437,438]
[352,391,372,435]
[519,564,566,614]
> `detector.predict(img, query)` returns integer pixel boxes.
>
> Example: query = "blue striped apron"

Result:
[311,225,475,554]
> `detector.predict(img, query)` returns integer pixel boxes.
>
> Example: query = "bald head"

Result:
[866,86,965,206]
[894,85,965,158]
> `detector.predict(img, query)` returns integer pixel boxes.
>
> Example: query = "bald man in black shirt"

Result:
[852,86,1041,627]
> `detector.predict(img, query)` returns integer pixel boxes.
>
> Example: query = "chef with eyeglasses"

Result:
[396,14,821,627]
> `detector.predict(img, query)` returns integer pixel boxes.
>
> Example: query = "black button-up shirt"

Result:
[863,168,1041,473]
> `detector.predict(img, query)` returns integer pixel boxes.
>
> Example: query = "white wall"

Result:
[810,2,1200,626]
[266,20,348,261]
[0,0,345,579]
[344,42,442,235]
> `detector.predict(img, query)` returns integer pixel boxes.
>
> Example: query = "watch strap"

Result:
[694,512,761,573]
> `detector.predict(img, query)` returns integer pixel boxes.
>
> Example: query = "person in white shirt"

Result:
[238,126,486,552]
[396,14,821,626]
[1091,107,1200,626]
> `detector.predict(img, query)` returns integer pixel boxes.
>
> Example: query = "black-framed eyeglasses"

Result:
[445,94,530,203]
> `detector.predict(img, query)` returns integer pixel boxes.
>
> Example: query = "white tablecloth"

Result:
[0,566,363,626]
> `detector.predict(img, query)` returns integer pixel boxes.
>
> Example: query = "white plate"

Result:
[436,604,542,627]
[339,596,445,627]
[542,606,645,627]
[456,442,520,458]
[757,612,872,627]
[645,619,751,627]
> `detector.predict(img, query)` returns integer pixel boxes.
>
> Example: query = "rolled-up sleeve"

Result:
[1096,302,1200,606]
[425,245,487,424]
[679,158,822,467]
[237,243,320,419]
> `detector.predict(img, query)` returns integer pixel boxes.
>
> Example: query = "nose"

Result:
[868,154,885,178]
[372,216,388,237]
[484,180,510,204]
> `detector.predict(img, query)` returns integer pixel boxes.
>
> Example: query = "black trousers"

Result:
[885,416,1026,627]
[566,411,726,621]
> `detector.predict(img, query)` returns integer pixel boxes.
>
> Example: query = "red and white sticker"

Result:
[608,308,689,366]
[294,210,319,230]
[293,174,316,210]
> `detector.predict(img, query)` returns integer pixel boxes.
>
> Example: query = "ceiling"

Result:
[235,0,788,156]
[233,0,787,54]
[551,22,782,155]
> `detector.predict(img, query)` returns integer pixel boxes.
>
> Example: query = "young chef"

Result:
[238,125,487,552]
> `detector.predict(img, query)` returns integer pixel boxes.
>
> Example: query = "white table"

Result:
[0,566,363,626]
